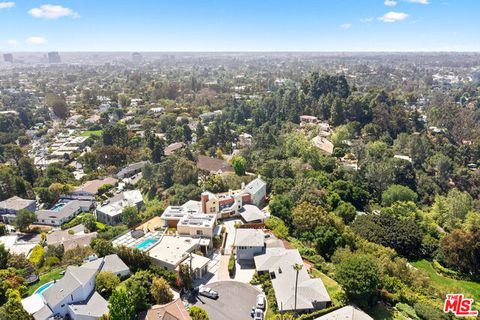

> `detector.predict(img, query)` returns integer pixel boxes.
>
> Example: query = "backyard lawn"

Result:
[80,130,102,137]
[27,267,65,295]
[412,259,480,307]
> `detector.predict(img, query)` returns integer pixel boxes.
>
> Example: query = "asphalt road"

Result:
[188,281,261,320]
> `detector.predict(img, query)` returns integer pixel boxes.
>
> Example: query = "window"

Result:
[196,230,203,235]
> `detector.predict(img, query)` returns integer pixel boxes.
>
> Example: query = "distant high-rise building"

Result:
[132,52,142,62]
[48,52,61,64]
[3,53,13,63]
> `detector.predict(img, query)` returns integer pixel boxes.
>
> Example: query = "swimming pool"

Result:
[135,238,158,250]
[50,202,66,212]
[34,281,54,295]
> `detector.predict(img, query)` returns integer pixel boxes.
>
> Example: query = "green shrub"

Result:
[29,245,44,265]
[432,260,458,278]
[228,254,235,277]
[395,303,419,320]
[413,301,449,320]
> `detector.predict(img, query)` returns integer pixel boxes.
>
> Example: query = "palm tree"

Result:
[293,263,303,314]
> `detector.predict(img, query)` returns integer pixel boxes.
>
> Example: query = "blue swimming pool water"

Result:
[135,238,158,250]
[34,281,54,295]
[50,202,66,212]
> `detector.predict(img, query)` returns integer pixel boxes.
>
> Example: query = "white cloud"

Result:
[0,1,15,9]
[7,39,19,46]
[379,11,409,22]
[360,17,374,23]
[406,0,429,4]
[25,36,47,45]
[28,4,78,19]
[384,0,397,6]
[340,23,351,30]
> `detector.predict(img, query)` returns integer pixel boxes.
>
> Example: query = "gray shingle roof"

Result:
[43,266,97,308]
[68,291,109,318]
[234,228,265,247]
[244,177,266,196]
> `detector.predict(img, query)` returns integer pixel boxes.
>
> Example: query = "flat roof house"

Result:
[161,200,202,228]
[234,228,265,261]
[0,196,36,223]
[254,248,331,313]
[148,235,210,279]
[96,190,143,225]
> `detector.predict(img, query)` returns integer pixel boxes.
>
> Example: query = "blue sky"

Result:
[0,0,478,51]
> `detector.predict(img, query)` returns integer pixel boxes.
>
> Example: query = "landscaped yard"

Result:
[412,259,480,307]
[80,130,102,137]
[27,267,65,295]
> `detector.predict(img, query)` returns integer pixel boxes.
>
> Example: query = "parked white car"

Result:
[253,308,264,320]
[256,295,266,310]
[198,285,219,299]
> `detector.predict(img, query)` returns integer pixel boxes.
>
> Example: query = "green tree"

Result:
[314,226,343,260]
[45,93,69,119]
[108,289,135,320]
[178,264,192,290]
[91,238,115,257]
[439,228,480,276]
[14,210,35,232]
[124,276,150,312]
[381,184,418,207]
[96,271,120,298]
[0,289,33,320]
[334,202,357,224]
[335,253,380,306]
[231,155,247,176]
[121,206,140,228]
[172,158,198,185]
[82,213,97,232]
[151,276,173,304]
[0,244,9,269]
[189,306,209,320]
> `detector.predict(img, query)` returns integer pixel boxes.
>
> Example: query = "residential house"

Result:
[145,298,192,320]
[237,133,253,148]
[314,305,373,320]
[116,161,148,179]
[35,200,93,226]
[0,196,36,223]
[200,176,267,219]
[164,142,185,156]
[46,225,97,251]
[244,176,267,207]
[254,248,331,313]
[311,136,334,155]
[22,254,129,320]
[234,228,265,261]
[96,190,143,225]
[196,155,234,175]
[148,236,210,279]
[69,177,118,200]
[160,200,202,228]
[177,214,217,239]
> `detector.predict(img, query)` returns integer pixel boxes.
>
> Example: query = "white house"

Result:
[234,228,265,261]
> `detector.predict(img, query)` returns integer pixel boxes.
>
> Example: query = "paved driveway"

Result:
[188,281,261,320]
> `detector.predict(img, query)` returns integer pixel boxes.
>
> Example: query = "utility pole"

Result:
[293,263,303,315]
